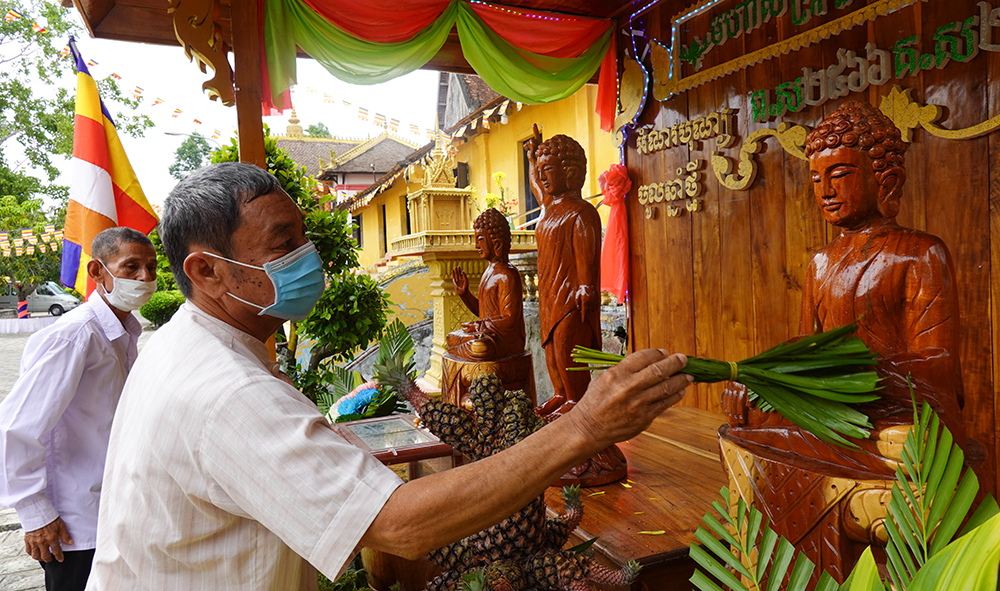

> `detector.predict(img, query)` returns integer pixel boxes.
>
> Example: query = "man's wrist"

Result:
[14,494,58,532]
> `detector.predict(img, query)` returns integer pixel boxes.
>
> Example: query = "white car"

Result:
[0,281,82,316]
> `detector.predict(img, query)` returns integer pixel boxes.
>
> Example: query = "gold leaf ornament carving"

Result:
[613,58,649,148]
[712,123,809,191]
[878,85,1000,142]
[168,0,235,106]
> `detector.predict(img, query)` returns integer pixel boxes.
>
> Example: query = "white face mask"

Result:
[99,261,157,311]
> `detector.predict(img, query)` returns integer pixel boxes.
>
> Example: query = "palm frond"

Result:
[377,319,414,368]
[572,323,880,448]
[884,396,998,589]
[689,487,839,591]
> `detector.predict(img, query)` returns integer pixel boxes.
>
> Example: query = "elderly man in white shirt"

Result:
[89,163,692,590]
[0,227,157,591]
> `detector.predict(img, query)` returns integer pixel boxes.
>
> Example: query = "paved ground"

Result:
[0,312,155,589]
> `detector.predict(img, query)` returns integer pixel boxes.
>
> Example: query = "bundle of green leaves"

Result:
[571,323,881,448]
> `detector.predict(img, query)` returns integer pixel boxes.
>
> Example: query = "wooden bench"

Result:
[544,406,728,590]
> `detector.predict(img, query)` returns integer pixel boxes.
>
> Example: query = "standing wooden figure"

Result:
[526,125,626,486]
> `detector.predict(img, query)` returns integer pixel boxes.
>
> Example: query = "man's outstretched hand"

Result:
[24,516,73,563]
[567,349,692,449]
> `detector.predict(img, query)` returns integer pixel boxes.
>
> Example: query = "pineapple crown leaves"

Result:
[567,536,600,555]
[460,568,486,591]
[622,560,643,583]
[561,485,582,509]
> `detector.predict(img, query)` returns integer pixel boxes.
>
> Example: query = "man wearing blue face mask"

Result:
[0,227,156,591]
[88,163,692,590]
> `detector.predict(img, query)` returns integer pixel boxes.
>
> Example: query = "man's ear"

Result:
[877,166,905,218]
[183,251,230,299]
[86,259,106,288]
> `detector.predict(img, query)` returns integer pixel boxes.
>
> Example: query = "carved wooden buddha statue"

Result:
[447,208,525,360]
[720,101,966,581]
[525,129,603,419]
[526,126,626,486]
[723,100,965,477]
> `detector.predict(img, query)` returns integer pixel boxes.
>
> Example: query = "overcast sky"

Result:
[10,7,439,208]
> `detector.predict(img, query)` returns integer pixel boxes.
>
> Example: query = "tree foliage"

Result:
[212,128,390,398]
[306,122,332,138]
[168,132,212,180]
[0,195,61,299]
[0,0,152,203]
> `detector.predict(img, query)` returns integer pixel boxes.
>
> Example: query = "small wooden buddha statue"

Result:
[448,208,525,360]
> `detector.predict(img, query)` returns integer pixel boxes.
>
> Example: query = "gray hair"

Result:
[91,227,153,264]
[160,162,282,297]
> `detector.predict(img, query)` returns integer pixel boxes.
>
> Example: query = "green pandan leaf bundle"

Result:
[571,323,881,448]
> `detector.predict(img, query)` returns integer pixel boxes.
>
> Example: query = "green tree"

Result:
[212,127,389,401]
[305,122,331,138]
[168,132,212,180]
[0,195,61,300]
[0,0,152,204]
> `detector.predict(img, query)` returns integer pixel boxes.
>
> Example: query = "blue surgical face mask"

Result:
[203,242,325,321]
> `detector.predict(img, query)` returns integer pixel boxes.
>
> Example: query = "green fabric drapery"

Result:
[263,0,612,111]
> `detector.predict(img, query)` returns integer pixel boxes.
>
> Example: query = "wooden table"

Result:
[544,406,727,590]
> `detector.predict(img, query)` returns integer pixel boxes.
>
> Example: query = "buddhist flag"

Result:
[323,93,334,103]
[62,37,157,297]
[374,113,386,127]
[86,59,98,67]
[482,113,490,130]
[358,107,368,121]
[426,129,435,141]
[389,118,400,132]
[193,119,202,125]
[132,86,143,99]
[172,108,182,118]
[31,22,46,33]
[151,98,163,106]
[60,45,70,58]
[4,10,22,21]
[341,100,351,109]
[409,123,419,135]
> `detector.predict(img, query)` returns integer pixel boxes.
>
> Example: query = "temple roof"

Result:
[275,137,363,177]
[317,132,421,179]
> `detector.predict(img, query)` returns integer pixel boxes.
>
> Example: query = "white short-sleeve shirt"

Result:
[88,302,402,590]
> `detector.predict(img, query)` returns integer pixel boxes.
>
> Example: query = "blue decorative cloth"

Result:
[337,387,378,417]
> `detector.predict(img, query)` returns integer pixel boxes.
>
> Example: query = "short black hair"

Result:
[160,162,282,297]
[91,227,153,264]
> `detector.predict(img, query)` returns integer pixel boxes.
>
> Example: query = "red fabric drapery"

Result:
[599,164,631,303]
[300,0,451,43]
[260,0,618,129]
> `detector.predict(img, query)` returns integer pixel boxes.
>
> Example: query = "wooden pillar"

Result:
[230,0,273,358]
[229,0,267,167]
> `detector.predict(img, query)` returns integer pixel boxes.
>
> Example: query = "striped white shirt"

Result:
[88,303,401,590]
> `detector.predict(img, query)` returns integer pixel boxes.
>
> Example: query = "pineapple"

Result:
[545,486,583,549]
[469,373,505,453]
[373,333,490,459]
[428,539,479,573]
[501,389,545,448]
[426,571,461,591]
[468,497,547,563]
[482,560,527,591]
